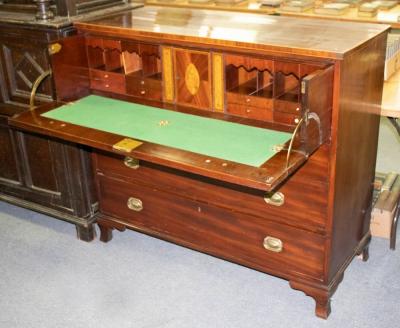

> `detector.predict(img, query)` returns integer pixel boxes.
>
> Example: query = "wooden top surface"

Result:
[382,69,400,117]
[74,5,389,59]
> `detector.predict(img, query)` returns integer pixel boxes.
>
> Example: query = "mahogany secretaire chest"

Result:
[9,6,389,318]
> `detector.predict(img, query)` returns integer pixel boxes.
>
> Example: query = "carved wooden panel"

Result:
[18,132,59,192]
[0,42,53,104]
[174,49,211,110]
[0,118,21,184]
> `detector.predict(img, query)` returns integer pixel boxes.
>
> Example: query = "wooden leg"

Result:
[356,233,371,261]
[99,223,113,243]
[289,274,343,320]
[315,297,331,319]
[76,224,95,242]
[361,243,370,262]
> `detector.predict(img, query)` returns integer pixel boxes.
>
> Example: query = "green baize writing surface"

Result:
[42,95,291,167]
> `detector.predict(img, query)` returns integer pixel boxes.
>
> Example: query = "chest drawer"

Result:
[97,175,325,280]
[93,151,329,233]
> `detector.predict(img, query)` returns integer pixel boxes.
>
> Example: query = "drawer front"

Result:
[90,69,125,94]
[98,175,325,279]
[274,98,301,115]
[227,103,273,121]
[94,151,329,232]
[273,110,300,125]
[227,92,272,110]
[125,75,162,100]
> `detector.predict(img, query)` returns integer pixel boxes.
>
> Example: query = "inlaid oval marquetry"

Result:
[185,63,200,96]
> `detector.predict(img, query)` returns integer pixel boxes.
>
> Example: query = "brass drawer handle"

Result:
[127,197,143,212]
[264,192,284,206]
[124,157,139,169]
[263,236,283,253]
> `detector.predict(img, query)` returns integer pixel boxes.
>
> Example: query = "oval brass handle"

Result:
[263,236,283,253]
[264,192,284,206]
[127,197,143,212]
[124,157,139,169]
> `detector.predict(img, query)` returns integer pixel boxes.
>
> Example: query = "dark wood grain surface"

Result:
[96,174,326,280]
[327,32,387,281]
[93,149,329,233]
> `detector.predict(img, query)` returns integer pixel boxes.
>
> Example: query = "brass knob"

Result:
[124,157,139,169]
[104,74,109,78]
[140,80,145,85]
[140,90,146,95]
[263,236,283,253]
[264,192,284,206]
[246,98,251,103]
[127,197,143,212]
[105,84,110,88]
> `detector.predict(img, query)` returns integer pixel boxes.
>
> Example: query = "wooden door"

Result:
[174,49,211,110]
[300,66,334,153]
[51,35,90,102]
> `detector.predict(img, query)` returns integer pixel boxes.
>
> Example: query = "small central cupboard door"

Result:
[174,49,211,110]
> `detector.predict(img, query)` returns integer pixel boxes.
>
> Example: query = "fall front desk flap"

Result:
[42,95,291,167]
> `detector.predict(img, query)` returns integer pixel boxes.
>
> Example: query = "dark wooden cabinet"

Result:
[0,0,141,239]
[7,6,389,319]
[0,19,97,239]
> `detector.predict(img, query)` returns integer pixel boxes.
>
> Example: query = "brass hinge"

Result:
[301,80,306,94]
[48,43,62,55]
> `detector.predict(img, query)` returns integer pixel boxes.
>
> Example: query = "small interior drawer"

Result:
[274,98,301,114]
[226,103,273,121]
[226,92,272,110]
[273,111,300,125]
[89,69,126,94]
[125,75,162,100]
